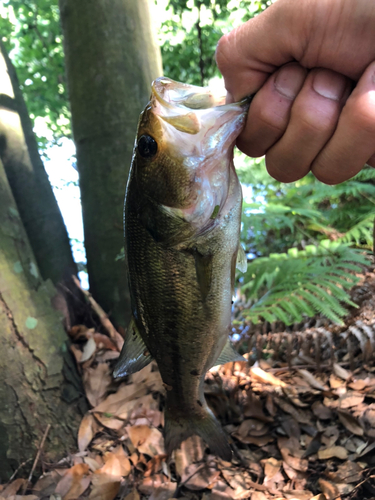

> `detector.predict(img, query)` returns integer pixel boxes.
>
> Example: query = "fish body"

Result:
[114,78,248,459]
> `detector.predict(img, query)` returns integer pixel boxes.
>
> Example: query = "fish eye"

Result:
[137,134,158,159]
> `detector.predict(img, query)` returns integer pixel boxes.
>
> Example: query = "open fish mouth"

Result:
[152,77,227,110]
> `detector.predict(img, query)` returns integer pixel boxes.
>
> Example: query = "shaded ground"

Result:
[2,268,375,500]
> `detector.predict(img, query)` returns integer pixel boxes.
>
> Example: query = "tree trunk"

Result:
[0,41,77,286]
[0,156,82,480]
[59,0,163,328]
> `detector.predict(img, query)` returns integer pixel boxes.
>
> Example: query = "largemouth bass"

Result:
[114,77,248,460]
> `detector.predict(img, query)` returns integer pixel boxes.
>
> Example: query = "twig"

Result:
[22,424,51,494]
[7,458,32,483]
[72,275,122,349]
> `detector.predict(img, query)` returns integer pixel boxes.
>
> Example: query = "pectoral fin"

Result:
[194,251,213,302]
[236,245,247,273]
[212,338,246,368]
[113,318,152,378]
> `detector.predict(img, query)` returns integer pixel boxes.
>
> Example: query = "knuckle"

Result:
[257,106,287,136]
[297,107,337,136]
[215,34,232,74]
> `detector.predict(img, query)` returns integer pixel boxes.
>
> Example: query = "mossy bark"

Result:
[0,157,82,480]
[0,41,77,286]
[59,0,163,328]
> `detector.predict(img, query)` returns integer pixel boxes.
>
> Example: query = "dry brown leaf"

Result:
[348,379,368,391]
[33,471,61,495]
[100,447,131,477]
[78,413,99,452]
[250,494,267,500]
[148,482,177,500]
[1,480,26,499]
[312,401,333,420]
[317,446,348,460]
[337,409,364,436]
[83,363,112,407]
[275,398,311,424]
[84,457,102,472]
[89,472,121,500]
[278,438,308,472]
[93,333,118,351]
[250,366,287,387]
[138,474,169,495]
[237,419,269,437]
[298,369,327,391]
[333,364,350,381]
[339,393,364,409]
[12,495,38,500]
[144,454,168,477]
[283,490,314,500]
[81,337,97,362]
[321,426,340,448]
[127,425,165,456]
[243,393,273,422]
[93,383,148,417]
[174,435,205,479]
[263,457,282,479]
[55,463,91,500]
[181,463,220,491]
[318,479,340,500]
[238,435,274,446]
[123,490,140,500]
[326,460,363,483]
[209,480,236,500]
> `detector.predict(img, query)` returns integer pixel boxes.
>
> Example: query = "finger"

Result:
[236,63,307,158]
[266,68,352,183]
[216,0,375,101]
[312,61,375,184]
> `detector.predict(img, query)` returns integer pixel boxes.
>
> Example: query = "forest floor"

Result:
[3,268,375,500]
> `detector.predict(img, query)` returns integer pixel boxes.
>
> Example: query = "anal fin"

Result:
[212,338,246,367]
[113,318,152,378]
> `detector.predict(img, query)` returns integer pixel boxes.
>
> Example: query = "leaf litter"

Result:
[7,267,375,499]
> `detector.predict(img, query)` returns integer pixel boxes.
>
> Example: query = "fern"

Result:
[239,240,370,326]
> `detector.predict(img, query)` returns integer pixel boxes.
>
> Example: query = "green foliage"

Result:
[239,240,369,326]
[1,0,70,145]
[160,0,269,86]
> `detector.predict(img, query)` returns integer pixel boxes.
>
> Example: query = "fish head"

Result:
[134,77,248,231]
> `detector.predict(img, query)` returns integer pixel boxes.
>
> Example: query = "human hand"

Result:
[216,0,375,184]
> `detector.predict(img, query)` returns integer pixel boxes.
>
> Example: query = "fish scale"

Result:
[114,77,249,459]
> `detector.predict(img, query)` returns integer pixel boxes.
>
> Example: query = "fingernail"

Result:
[274,64,306,99]
[313,70,347,100]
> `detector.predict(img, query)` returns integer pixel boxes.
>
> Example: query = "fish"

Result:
[113,77,249,460]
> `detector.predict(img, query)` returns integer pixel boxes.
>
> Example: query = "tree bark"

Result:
[0,41,77,286]
[0,156,82,480]
[59,0,163,328]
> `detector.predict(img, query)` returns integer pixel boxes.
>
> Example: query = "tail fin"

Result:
[164,405,232,461]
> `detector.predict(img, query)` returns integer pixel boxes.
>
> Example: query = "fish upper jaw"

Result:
[150,77,248,229]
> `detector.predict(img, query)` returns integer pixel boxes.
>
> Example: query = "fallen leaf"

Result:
[337,409,364,436]
[127,425,165,456]
[81,337,97,362]
[250,367,287,387]
[182,463,220,490]
[333,364,350,381]
[318,446,348,460]
[89,472,121,500]
[318,479,340,500]
[312,401,333,420]
[1,480,26,498]
[100,447,131,477]
[148,482,177,500]
[93,333,118,351]
[55,464,91,500]
[326,460,363,483]
[298,369,327,391]
[138,474,169,495]
[83,363,112,407]
[78,413,99,452]
[339,393,364,409]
